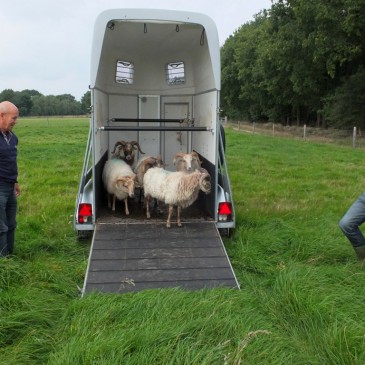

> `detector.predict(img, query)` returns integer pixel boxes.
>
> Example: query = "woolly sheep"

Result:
[143,167,211,228]
[102,159,136,215]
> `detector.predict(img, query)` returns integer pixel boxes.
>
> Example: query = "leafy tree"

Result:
[0,88,90,116]
[323,67,365,128]
[15,92,33,116]
[81,91,91,114]
[0,89,16,103]
[221,0,365,128]
[0,89,33,116]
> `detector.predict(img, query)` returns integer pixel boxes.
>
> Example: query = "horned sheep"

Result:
[111,140,145,170]
[102,159,136,215]
[143,167,211,228]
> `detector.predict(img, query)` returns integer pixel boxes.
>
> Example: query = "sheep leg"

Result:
[167,205,174,228]
[139,188,143,206]
[124,198,130,215]
[177,206,182,227]
[112,195,116,211]
[156,199,164,214]
[145,194,151,219]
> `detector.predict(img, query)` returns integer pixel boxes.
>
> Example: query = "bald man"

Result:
[0,101,20,256]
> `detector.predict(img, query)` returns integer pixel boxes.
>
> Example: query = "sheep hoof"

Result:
[166,223,171,228]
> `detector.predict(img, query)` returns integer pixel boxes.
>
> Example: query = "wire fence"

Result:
[226,120,365,149]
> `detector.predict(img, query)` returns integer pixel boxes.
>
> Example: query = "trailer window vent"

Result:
[116,60,134,84]
[166,61,185,85]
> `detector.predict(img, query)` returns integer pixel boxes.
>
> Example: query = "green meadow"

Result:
[1,118,365,364]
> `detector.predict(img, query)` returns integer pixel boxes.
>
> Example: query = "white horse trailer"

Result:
[75,9,238,293]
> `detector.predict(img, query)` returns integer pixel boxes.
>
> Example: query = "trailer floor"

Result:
[83,221,239,294]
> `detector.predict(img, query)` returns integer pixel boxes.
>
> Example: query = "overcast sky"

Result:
[1,0,272,101]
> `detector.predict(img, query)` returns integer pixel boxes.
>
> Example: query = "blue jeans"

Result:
[0,182,17,256]
[339,192,365,248]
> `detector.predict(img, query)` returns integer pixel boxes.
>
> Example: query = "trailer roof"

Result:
[90,8,220,90]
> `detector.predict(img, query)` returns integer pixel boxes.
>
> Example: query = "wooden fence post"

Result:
[353,126,357,148]
[303,124,307,140]
[272,123,275,136]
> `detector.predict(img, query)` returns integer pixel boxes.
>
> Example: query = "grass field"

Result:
[1,117,365,364]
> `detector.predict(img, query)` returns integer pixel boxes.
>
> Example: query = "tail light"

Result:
[218,202,232,222]
[78,203,92,224]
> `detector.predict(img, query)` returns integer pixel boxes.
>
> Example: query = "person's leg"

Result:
[0,184,13,257]
[339,192,365,259]
[6,188,17,255]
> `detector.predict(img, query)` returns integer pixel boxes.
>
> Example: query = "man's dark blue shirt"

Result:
[0,131,18,184]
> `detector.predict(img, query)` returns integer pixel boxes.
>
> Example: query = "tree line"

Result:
[220,0,365,129]
[0,89,91,116]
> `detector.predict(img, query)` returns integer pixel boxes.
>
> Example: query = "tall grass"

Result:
[1,119,365,364]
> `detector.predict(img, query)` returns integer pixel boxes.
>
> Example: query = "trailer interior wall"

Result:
[90,11,222,222]
[94,21,216,95]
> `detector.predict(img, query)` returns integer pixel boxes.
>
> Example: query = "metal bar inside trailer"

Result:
[98,126,211,131]
[111,118,190,123]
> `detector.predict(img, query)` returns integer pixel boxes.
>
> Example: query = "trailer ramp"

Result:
[83,222,239,294]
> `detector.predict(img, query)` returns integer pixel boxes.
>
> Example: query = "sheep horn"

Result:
[111,140,126,154]
[191,151,202,165]
[156,155,164,167]
[173,152,185,165]
[131,141,145,154]
[199,171,211,193]
[144,156,158,169]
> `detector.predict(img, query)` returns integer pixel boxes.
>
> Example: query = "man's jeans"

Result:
[0,183,17,256]
[339,192,365,248]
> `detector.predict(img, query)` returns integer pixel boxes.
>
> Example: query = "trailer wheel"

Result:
[77,230,93,241]
[219,228,231,238]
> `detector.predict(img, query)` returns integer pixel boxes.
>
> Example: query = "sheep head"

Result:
[111,140,145,161]
[173,151,202,172]
[115,174,136,198]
